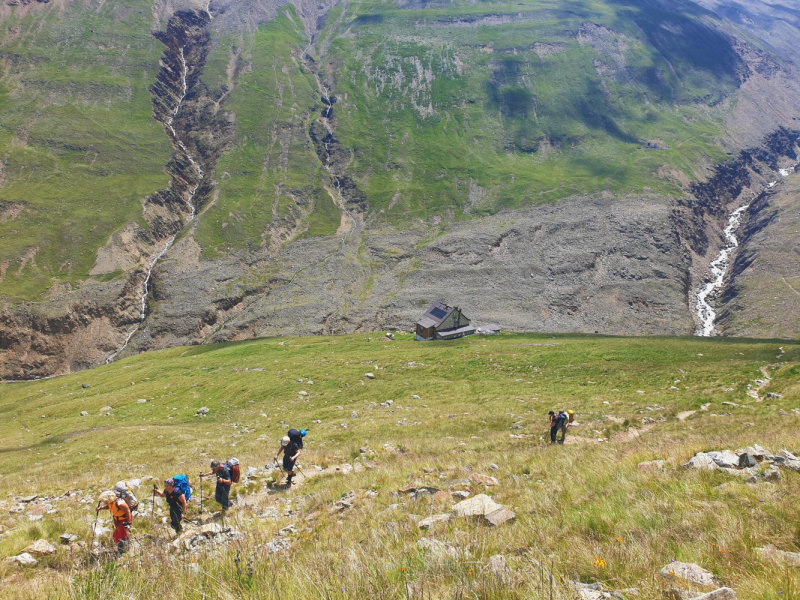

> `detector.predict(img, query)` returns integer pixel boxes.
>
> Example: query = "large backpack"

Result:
[227,458,240,483]
[288,428,304,449]
[172,474,192,502]
[114,481,139,510]
[567,410,575,423]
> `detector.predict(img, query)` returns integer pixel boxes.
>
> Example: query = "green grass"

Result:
[0,0,173,300]
[0,333,799,598]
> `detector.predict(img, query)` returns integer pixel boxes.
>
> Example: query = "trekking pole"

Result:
[199,473,204,514]
[88,503,101,565]
[151,484,157,529]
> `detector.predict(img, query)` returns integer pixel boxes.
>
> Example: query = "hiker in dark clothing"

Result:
[275,435,301,486]
[154,479,186,533]
[200,460,232,511]
[556,410,570,444]
[549,410,558,444]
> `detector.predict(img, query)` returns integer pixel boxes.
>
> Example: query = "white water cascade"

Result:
[106,236,176,363]
[165,46,203,219]
[694,205,749,337]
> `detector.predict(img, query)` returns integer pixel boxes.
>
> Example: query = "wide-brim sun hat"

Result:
[281,436,290,446]
[98,490,117,505]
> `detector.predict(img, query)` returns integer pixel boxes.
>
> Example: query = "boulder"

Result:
[453,494,501,518]
[418,537,458,559]
[99,406,113,413]
[13,552,37,567]
[470,473,500,486]
[246,466,258,478]
[763,469,782,482]
[364,373,375,379]
[418,514,451,529]
[785,459,800,473]
[710,451,740,469]
[660,562,718,586]
[638,460,665,472]
[80,411,89,417]
[17,495,38,503]
[684,453,717,470]
[23,539,56,556]
[452,491,470,500]
[196,407,209,416]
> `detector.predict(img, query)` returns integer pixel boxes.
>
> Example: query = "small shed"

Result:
[415,302,476,341]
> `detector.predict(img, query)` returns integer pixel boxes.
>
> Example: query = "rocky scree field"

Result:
[2,0,800,378]
[0,332,799,598]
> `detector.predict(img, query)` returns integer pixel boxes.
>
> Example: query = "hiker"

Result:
[98,490,132,556]
[153,478,187,533]
[275,435,301,486]
[200,460,232,512]
[556,409,570,444]
[548,410,559,444]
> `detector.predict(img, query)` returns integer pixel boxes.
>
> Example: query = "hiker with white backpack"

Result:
[98,489,133,556]
[153,476,190,533]
[555,409,574,444]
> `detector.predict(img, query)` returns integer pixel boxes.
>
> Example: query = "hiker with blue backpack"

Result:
[274,428,305,486]
[153,475,190,533]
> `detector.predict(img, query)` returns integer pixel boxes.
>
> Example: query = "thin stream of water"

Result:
[694,205,749,337]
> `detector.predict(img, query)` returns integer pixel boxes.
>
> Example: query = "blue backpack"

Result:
[173,474,192,501]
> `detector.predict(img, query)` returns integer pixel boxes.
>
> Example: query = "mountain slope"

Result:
[1,0,800,378]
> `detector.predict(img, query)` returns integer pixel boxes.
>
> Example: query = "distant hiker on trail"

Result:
[98,490,132,556]
[549,410,559,444]
[200,460,232,512]
[275,433,302,486]
[154,478,187,534]
[556,409,573,444]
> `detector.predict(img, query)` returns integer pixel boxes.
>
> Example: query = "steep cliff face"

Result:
[1,0,800,379]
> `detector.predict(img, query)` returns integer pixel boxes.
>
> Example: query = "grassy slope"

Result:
[0,0,172,300]
[194,0,741,254]
[0,333,798,598]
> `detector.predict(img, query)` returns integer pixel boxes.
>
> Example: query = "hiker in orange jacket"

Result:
[98,490,132,555]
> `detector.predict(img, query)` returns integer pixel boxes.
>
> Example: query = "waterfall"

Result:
[106,236,176,363]
[694,205,749,337]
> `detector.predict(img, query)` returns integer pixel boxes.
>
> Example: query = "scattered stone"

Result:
[12,552,37,567]
[351,412,358,418]
[60,533,78,545]
[411,395,421,399]
[17,495,38,503]
[684,453,718,470]
[99,406,113,414]
[453,494,501,518]
[700,403,712,411]
[756,545,800,567]
[767,393,782,399]
[418,536,457,559]
[418,514,451,529]
[709,451,740,469]
[638,460,665,472]
[196,407,209,416]
[660,562,718,586]
[695,589,737,600]
[483,507,516,527]
[489,463,499,471]
[82,384,90,389]
[452,491,470,500]
[23,539,56,556]
[299,391,308,396]
[470,473,499,486]
[364,373,375,379]
[487,554,512,580]
[80,411,89,417]
[763,468,782,482]
[246,466,258,478]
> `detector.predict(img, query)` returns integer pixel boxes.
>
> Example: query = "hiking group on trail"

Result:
[91,429,304,559]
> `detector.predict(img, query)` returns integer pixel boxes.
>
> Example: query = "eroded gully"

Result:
[106,8,211,362]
